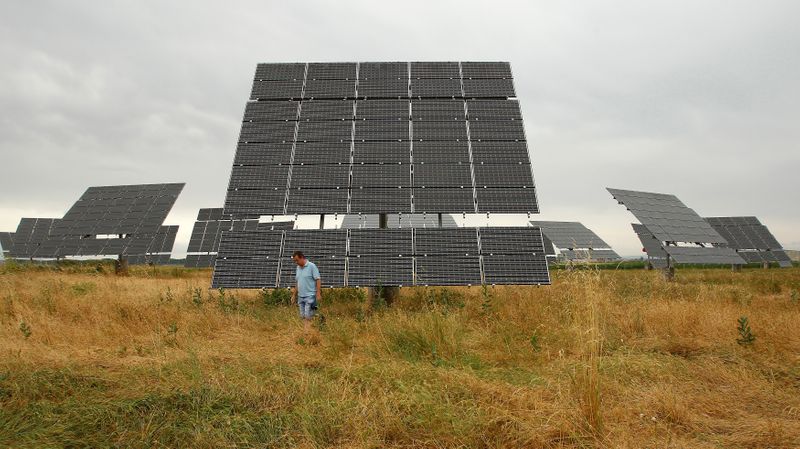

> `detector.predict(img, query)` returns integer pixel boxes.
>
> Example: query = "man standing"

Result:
[290,250,322,340]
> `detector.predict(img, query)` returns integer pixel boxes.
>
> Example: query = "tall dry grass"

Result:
[1,262,799,448]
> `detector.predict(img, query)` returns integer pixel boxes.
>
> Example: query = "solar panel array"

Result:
[340,214,458,228]
[532,221,621,261]
[607,188,726,244]
[224,61,538,217]
[7,184,182,262]
[51,184,183,236]
[211,227,550,288]
[705,216,793,267]
[185,208,295,268]
[609,188,745,266]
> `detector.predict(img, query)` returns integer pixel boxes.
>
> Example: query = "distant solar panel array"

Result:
[225,61,538,217]
[212,226,550,288]
[705,217,793,267]
[7,184,183,263]
[185,208,294,268]
[609,188,745,265]
[532,221,621,262]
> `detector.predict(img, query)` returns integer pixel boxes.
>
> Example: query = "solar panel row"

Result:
[211,227,549,288]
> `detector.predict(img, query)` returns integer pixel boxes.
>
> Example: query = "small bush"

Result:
[736,316,756,346]
[261,288,292,307]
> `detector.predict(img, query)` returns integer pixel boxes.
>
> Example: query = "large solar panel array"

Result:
[531,221,621,261]
[185,208,295,268]
[212,227,549,288]
[224,62,538,217]
[339,214,458,229]
[705,216,793,267]
[609,188,745,265]
[7,184,182,262]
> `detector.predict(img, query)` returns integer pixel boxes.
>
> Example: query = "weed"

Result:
[216,288,240,314]
[191,287,204,307]
[159,287,175,304]
[529,331,541,352]
[70,281,96,296]
[736,316,756,346]
[19,321,32,339]
[790,289,799,305]
[261,288,291,307]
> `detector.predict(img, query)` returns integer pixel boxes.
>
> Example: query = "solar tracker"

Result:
[532,221,621,261]
[607,188,726,244]
[224,61,539,217]
[608,188,745,266]
[705,216,793,267]
[210,226,550,288]
[51,183,184,237]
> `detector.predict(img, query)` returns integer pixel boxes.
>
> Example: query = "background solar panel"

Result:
[705,216,792,267]
[664,246,745,265]
[0,232,14,256]
[51,184,183,237]
[531,221,614,249]
[608,188,727,244]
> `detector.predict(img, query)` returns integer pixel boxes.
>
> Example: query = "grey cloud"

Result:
[1,0,798,257]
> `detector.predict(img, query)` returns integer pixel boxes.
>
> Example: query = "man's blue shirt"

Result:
[296,261,320,298]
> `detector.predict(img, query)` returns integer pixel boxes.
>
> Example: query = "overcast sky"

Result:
[1,1,798,257]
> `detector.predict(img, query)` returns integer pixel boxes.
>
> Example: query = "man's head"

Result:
[292,250,306,267]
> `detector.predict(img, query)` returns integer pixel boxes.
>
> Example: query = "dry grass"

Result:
[1,262,799,448]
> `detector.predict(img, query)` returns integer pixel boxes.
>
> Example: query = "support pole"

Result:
[732,264,741,272]
[762,261,770,270]
[662,255,675,282]
[319,214,325,229]
[115,254,129,276]
[437,213,443,228]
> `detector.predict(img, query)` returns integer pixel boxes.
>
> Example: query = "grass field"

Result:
[1,261,799,448]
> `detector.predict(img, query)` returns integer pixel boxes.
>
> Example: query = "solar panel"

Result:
[9,218,59,258]
[339,214,458,229]
[0,232,15,257]
[279,230,347,288]
[185,208,294,268]
[51,183,184,237]
[704,216,791,267]
[664,246,746,265]
[224,62,538,216]
[532,221,621,261]
[632,223,669,268]
[607,188,727,244]
[211,226,550,288]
